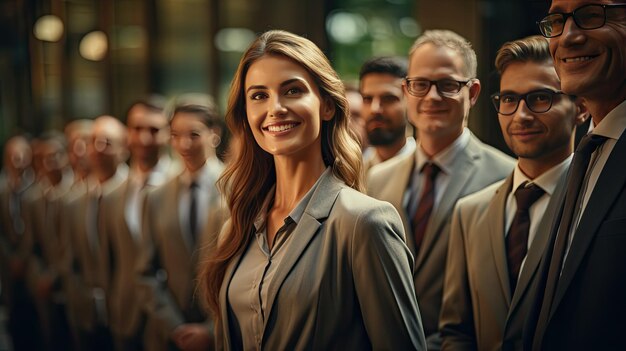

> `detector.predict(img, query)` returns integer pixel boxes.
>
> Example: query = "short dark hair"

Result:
[126,94,168,119]
[168,93,221,128]
[359,56,408,80]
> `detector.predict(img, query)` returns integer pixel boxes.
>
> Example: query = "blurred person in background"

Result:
[23,131,75,351]
[344,82,368,151]
[62,115,128,351]
[100,95,180,351]
[359,56,415,172]
[136,94,227,351]
[0,135,41,351]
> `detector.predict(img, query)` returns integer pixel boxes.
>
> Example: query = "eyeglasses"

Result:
[490,89,567,115]
[537,3,626,38]
[404,78,473,98]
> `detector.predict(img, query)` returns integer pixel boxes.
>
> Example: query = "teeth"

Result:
[564,56,593,63]
[267,123,296,132]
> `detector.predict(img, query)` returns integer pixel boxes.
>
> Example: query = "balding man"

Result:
[62,115,128,351]
[0,135,42,351]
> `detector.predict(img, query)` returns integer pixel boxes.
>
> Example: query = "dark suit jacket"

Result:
[216,172,426,350]
[367,132,515,338]
[440,171,566,351]
[525,125,626,350]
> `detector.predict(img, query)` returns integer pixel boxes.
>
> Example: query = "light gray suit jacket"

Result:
[440,171,566,351]
[137,160,227,348]
[217,172,426,350]
[367,132,515,339]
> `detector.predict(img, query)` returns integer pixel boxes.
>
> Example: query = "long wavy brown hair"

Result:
[200,29,364,320]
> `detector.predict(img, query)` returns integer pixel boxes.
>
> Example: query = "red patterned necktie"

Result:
[412,162,441,253]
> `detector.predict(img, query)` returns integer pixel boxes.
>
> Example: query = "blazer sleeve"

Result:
[439,203,477,351]
[351,201,427,350]
[135,192,185,335]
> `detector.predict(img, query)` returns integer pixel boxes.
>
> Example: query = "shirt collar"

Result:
[512,154,572,196]
[253,167,331,232]
[130,156,172,188]
[415,127,470,175]
[181,157,216,189]
[591,99,626,141]
[93,164,128,197]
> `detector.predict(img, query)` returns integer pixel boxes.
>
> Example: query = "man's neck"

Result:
[375,137,406,162]
[419,129,462,158]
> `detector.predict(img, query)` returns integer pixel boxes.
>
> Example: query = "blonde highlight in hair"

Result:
[200,30,363,319]
[495,35,551,75]
[409,29,477,78]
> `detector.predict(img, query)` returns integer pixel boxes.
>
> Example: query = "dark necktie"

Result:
[506,182,545,294]
[413,162,441,253]
[535,134,607,339]
[189,181,199,244]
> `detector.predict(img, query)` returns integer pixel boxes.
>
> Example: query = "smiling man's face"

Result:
[548,0,626,101]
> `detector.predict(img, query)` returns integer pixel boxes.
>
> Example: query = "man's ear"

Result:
[321,96,336,121]
[468,79,481,107]
[573,97,590,126]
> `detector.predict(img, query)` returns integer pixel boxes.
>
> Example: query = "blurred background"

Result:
[0,0,549,154]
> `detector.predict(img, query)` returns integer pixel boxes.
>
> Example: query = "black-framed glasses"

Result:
[491,89,567,115]
[538,3,626,38]
[404,78,473,98]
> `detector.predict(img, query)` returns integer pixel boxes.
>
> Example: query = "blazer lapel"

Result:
[489,175,514,305]
[262,173,344,338]
[551,132,626,318]
[414,137,478,270]
[509,170,566,317]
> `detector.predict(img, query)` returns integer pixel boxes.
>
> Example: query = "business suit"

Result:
[440,170,566,351]
[0,174,43,351]
[22,174,74,351]
[62,172,125,350]
[217,171,426,350]
[367,132,515,339]
[525,116,626,350]
[137,158,226,350]
[100,158,179,349]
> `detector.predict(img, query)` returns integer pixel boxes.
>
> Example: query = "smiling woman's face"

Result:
[244,54,333,160]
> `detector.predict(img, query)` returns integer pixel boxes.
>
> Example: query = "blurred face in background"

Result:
[360,73,407,146]
[88,116,127,182]
[41,139,69,185]
[170,112,214,172]
[126,104,169,168]
[3,136,32,181]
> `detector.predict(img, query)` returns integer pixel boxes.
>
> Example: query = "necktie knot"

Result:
[514,182,545,212]
[577,134,608,156]
[421,162,441,180]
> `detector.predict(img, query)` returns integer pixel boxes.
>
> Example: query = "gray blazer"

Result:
[217,173,426,350]
[367,132,515,339]
[440,171,566,351]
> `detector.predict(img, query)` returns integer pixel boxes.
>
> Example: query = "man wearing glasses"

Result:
[526,1,626,350]
[439,35,587,351]
[367,29,514,348]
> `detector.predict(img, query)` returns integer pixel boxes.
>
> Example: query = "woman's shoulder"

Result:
[332,186,400,222]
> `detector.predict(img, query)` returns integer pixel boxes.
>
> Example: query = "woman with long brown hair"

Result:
[202,29,425,350]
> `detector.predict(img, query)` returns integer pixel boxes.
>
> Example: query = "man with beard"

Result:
[359,56,416,172]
